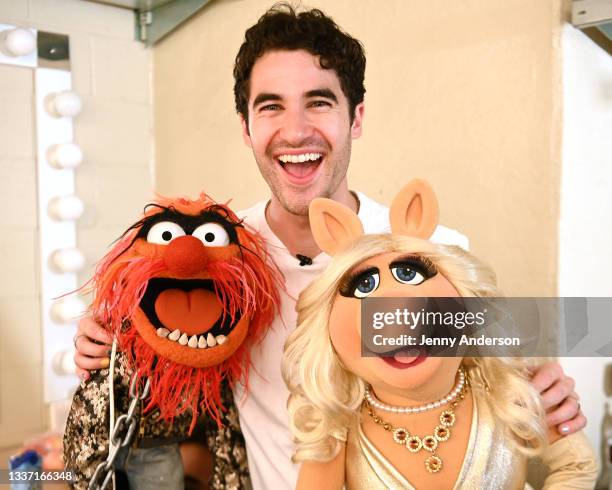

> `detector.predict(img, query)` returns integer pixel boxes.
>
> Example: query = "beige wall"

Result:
[154,0,563,296]
[0,61,45,448]
[0,0,153,447]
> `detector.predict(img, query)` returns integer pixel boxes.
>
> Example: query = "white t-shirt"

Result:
[234,192,468,490]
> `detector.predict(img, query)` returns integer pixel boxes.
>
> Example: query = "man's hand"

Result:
[73,316,113,381]
[531,361,585,436]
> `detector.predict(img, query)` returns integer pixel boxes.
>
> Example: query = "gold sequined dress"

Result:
[345,391,597,489]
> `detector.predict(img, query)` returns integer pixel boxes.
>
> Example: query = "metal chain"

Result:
[88,374,151,490]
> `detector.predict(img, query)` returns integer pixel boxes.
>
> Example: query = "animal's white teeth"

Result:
[164,328,226,347]
[165,329,228,346]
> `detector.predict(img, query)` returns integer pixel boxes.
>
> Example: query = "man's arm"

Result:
[74,316,586,435]
[73,316,113,381]
[531,362,585,435]
[63,363,112,489]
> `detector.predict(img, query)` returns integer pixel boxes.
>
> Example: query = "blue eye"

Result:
[353,272,380,298]
[391,266,425,285]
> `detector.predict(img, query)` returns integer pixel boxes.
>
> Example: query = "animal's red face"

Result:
[91,195,279,427]
[128,206,253,368]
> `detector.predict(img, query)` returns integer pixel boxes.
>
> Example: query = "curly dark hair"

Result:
[233,3,366,124]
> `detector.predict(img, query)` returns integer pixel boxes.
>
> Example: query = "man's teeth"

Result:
[278,153,321,164]
[157,327,227,348]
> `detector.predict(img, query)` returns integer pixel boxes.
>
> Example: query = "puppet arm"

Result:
[296,442,345,490]
[540,431,598,489]
[63,367,112,490]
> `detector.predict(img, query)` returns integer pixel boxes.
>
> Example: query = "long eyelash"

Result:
[338,267,379,297]
[389,255,438,278]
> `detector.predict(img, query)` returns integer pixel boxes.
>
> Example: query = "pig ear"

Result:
[389,179,439,239]
[309,198,364,256]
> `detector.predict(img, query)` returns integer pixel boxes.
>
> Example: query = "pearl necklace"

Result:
[364,368,466,414]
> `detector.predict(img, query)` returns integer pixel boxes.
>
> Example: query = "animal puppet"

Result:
[282,180,597,489]
[63,193,280,489]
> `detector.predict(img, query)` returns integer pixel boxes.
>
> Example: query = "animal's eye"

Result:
[391,265,425,285]
[146,221,186,244]
[353,272,380,298]
[192,222,230,247]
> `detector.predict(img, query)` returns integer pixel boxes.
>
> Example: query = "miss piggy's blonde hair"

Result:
[282,234,547,463]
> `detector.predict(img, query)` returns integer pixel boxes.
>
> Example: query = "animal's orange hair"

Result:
[86,193,281,431]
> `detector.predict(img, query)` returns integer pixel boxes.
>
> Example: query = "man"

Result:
[74,4,584,489]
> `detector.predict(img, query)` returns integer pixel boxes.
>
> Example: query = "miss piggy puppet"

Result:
[283,180,597,489]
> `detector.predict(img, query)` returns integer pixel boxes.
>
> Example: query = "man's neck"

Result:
[265,188,358,258]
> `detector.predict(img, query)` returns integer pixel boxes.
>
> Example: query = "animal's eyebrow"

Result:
[137,208,182,226]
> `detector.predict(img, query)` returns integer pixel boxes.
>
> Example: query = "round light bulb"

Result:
[1,27,36,57]
[46,143,83,169]
[52,350,76,376]
[47,195,85,221]
[46,91,82,118]
[49,248,85,273]
[50,296,87,324]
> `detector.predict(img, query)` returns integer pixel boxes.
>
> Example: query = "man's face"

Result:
[241,49,364,215]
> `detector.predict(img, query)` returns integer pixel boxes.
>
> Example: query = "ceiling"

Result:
[81,0,211,45]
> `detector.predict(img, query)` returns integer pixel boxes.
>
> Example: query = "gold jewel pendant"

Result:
[363,371,469,475]
[425,455,443,473]
[422,435,438,452]
[406,435,422,452]
[392,427,409,444]
[440,409,455,427]
[434,425,450,442]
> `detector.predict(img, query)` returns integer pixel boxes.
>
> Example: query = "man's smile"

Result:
[274,151,325,185]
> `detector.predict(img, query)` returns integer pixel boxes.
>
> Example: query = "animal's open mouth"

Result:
[139,278,241,349]
[380,347,429,369]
